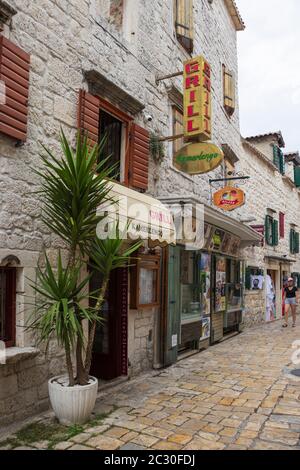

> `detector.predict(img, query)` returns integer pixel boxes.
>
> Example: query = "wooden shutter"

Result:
[294,166,300,188]
[273,145,285,174]
[279,212,285,238]
[245,267,251,290]
[175,0,194,53]
[0,36,30,142]
[295,232,300,254]
[129,123,149,191]
[78,89,100,148]
[272,219,279,246]
[290,229,295,253]
[265,215,273,246]
[223,65,235,116]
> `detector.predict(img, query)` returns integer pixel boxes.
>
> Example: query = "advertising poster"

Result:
[200,254,211,315]
[200,317,211,341]
[215,257,226,312]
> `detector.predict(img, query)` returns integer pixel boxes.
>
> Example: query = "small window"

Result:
[99,109,123,181]
[130,254,160,309]
[290,229,300,254]
[273,145,285,175]
[223,65,235,116]
[0,267,16,347]
[172,106,184,156]
[265,216,279,247]
[174,0,194,53]
[224,158,235,178]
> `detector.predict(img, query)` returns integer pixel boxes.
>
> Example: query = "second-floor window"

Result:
[172,106,184,155]
[223,65,235,116]
[174,0,194,53]
[290,229,300,254]
[273,145,285,175]
[265,215,279,247]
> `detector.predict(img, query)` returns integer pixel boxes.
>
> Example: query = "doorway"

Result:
[90,268,128,381]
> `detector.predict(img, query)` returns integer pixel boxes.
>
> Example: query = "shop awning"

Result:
[98,182,176,246]
[158,195,262,246]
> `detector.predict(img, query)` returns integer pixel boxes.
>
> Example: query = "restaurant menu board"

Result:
[215,257,226,312]
[139,268,156,305]
[203,223,241,257]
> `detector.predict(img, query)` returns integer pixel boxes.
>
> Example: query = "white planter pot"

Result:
[48,375,98,425]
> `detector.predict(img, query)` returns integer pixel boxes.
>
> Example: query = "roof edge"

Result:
[224,0,246,31]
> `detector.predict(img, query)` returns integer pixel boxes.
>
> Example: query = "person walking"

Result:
[283,277,299,328]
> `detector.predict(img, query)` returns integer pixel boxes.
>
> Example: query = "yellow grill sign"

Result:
[183,55,212,141]
[174,142,224,175]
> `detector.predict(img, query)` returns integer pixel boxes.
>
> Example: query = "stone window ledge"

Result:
[1,347,40,365]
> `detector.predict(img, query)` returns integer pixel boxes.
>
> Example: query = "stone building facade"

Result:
[1,0,299,427]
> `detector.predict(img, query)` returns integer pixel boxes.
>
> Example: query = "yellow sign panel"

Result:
[213,186,245,212]
[183,55,212,141]
[174,142,224,175]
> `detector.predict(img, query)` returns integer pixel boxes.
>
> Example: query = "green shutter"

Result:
[295,232,300,254]
[245,267,251,290]
[265,215,273,246]
[273,145,280,171]
[290,229,295,253]
[272,220,279,246]
[279,149,285,175]
[294,166,300,187]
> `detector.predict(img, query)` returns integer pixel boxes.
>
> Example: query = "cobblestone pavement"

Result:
[3,320,300,450]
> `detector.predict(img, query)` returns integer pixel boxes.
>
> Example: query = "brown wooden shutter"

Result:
[175,0,194,53]
[78,89,100,147]
[0,35,30,142]
[279,212,285,238]
[129,123,149,191]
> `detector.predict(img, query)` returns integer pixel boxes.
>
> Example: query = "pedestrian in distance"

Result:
[282,277,299,328]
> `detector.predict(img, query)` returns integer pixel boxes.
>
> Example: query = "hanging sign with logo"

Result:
[213,186,245,212]
[174,142,224,175]
[183,55,212,141]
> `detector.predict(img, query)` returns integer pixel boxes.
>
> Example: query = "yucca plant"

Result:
[29,130,141,386]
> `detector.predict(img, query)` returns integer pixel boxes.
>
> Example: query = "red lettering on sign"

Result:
[185,61,200,74]
[189,90,197,103]
[186,76,200,89]
[187,120,200,133]
[187,105,199,118]
[203,77,211,92]
[203,62,211,77]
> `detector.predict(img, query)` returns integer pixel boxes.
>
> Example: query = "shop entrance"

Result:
[90,268,128,381]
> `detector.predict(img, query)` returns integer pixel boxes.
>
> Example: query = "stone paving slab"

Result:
[2,320,300,450]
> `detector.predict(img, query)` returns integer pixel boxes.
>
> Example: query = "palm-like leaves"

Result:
[29,252,97,351]
[34,131,114,254]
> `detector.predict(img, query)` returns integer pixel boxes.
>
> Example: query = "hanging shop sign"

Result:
[213,186,245,212]
[174,142,224,175]
[183,55,212,141]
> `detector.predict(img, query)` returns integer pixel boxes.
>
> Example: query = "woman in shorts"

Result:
[283,277,299,328]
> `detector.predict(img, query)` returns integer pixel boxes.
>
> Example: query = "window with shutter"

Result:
[295,232,300,254]
[265,215,273,246]
[172,106,184,155]
[273,145,285,174]
[0,35,30,142]
[129,123,149,191]
[272,220,279,246]
[290,229,299,254]
[174,0,194,53]
[223,65,235,116]
[279,212,285,238]
[294,165,300,188]
[0,267,16,347]
[78,89,100,148]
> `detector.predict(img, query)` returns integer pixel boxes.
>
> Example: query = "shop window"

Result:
[290,229,300,254]
[223,65,235,116]
[130,254,160,309]
[273,145,285,175]
[0,267,16,347]
[174,0,194,53]
[265,215,279,247]
[172,106,184,156]
[180,251,201,322]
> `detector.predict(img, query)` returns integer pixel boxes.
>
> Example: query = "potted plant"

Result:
[29,131,140,425]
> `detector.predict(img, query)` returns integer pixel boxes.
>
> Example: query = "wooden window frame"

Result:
[223,65,235,117]
[174,0,194,54]
[98,97,133,187]
[172,105,184,156]
[130,254,161,309]
[0,267,16,347]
